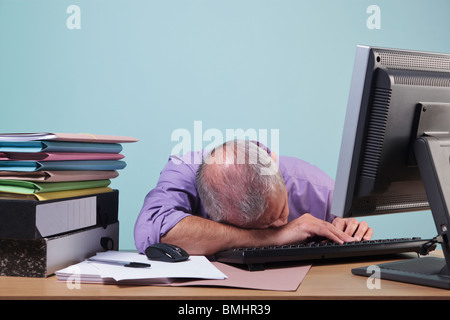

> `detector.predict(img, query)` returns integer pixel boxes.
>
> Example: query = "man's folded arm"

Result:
[134,155,200,253]
[161,215,282,256]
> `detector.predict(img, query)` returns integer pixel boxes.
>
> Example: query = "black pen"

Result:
[87,257,151,268]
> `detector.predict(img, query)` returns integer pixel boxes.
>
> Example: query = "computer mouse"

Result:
[145,243,190,262]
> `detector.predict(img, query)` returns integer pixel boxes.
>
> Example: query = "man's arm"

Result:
[161,216,268,256]
[162,213,357,256]
[134,153,202,253]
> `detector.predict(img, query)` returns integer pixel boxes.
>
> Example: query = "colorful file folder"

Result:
[0,160,126,172]
[0,179,111,194]
[0,152,124,161]
[0,132,138,143]
[0,170,119,182]
[0,187,113,201]
[0,141,123,153]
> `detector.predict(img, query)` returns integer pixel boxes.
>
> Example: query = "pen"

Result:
[87,257,151,268]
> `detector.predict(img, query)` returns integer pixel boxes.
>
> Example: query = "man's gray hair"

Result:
[195,140,285,226]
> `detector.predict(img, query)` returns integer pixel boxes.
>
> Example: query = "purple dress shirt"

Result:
[134,151,336,253]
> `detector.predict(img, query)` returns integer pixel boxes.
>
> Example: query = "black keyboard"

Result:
[215,238,436,271]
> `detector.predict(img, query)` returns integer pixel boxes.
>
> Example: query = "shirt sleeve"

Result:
[134,153,202,253]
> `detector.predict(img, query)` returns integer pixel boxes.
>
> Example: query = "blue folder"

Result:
[0,160,127,172]
[0,141,123,153]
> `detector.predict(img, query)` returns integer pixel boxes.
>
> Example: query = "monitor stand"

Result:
[352,255,450,289]
[353,103,450,289]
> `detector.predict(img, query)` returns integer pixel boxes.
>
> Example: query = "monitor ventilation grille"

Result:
[376,49,450,73]
[353,194,429,215]
[392,71,450,87]
[360,87,392,179]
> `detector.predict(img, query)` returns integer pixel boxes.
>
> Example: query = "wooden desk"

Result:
[1,251,450,300]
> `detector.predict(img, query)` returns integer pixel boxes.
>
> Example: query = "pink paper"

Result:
[170,261,311,291]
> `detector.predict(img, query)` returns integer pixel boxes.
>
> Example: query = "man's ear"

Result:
[270,151,278,163]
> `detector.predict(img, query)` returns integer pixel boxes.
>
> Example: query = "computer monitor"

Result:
[332,45,450,289]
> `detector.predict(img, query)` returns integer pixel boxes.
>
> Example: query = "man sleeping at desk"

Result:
[134,140,373,256]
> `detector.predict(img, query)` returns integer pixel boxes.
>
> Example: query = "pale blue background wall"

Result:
[1,0,449,250]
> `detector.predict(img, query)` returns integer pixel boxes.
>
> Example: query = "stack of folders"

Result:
[0,132,138,277]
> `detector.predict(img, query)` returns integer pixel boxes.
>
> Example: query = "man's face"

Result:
[242,185,290,229]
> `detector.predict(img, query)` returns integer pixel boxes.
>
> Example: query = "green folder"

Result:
[0,179,111,194]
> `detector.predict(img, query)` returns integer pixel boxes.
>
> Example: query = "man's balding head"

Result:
[195,140,287,228]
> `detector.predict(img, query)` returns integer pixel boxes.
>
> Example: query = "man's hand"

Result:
[271,213,360,245]
[331,217,373,241]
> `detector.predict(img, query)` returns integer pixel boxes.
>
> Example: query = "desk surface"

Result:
[1,251,450,300]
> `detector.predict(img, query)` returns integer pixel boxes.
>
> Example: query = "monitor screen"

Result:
[332,45,450,219]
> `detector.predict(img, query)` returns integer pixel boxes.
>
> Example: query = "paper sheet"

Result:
[56,251,311,291]
[56,251,227,283]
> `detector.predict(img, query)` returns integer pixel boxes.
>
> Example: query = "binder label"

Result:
[36,197,97,237]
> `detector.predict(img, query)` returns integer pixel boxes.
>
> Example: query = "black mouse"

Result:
[145,243,190,262]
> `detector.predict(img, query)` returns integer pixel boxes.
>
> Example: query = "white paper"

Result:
[56,251,227,284]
